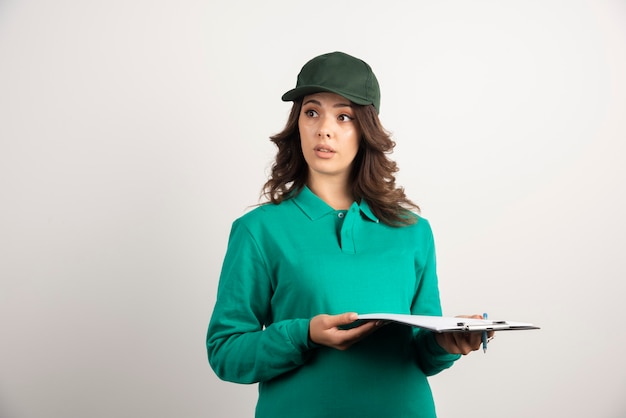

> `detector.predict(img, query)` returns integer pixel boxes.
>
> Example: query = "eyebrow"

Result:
[302,98,353,108]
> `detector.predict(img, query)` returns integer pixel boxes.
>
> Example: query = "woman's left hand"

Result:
[434,314,495,355]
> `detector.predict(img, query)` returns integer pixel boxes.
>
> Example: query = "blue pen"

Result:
[482,312,488,353]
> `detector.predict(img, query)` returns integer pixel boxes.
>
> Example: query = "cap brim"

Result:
[281,85,371,106]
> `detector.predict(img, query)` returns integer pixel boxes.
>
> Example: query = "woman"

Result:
[207,51,487,418]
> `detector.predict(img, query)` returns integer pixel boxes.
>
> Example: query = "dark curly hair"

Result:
[262,100,419,226]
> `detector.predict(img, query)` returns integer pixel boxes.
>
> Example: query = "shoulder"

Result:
[414,214,433,234]
[394,209,433,233]
[226,200,301,253]
[394,211,435,244]
[233,200,296,230]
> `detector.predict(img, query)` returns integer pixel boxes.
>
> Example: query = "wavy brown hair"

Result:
[262,100,419,226]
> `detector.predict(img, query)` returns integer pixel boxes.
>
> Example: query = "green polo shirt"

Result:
[207,186,460,418]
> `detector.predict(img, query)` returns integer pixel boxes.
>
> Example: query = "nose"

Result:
[317,117,333,138]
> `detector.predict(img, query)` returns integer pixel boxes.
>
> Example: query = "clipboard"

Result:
[357,313,540,333]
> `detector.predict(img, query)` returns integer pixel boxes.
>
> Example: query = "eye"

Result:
[303,109,318,118]
[338,114,354,122]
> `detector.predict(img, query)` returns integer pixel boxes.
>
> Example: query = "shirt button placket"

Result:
[339,207,357,254]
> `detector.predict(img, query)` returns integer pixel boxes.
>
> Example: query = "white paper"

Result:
[357,313,539,332]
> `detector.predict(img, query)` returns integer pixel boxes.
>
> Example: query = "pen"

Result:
[482,312,488,353]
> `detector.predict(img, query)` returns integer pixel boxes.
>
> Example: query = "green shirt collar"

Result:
[292,186,379,223]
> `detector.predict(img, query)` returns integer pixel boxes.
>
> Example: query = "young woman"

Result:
[207,51,488,418]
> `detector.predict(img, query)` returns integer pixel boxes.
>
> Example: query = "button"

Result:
[337,212,345,218]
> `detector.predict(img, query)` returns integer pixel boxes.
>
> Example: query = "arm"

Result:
[206,219,314,384]
[207,217,384,383]
[410,220,462,376]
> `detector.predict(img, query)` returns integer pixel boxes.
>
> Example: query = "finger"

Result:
[452,332,475,355]
[327,312,359,328]
[466,333,482,354]
[454,314,483,319]
[346,320,380,337]
[468,332,484,351]
[437,333,466,355]
[334,321,380,350]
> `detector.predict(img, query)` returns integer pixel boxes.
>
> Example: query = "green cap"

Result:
[281,51,381,113]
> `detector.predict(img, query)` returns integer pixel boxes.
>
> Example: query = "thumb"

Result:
[330,312,359,327]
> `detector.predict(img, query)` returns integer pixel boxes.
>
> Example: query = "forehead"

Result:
[302,92,352,106]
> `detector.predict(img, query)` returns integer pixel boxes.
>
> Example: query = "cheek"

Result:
[347,131,361,155]
[298,121,315,143]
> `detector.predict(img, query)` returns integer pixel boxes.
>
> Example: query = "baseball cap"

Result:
[281,51,381,113]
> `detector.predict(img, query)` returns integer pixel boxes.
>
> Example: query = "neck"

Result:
[307,175,354,210]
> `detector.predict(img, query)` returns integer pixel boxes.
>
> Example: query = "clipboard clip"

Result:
[462,320,509,331]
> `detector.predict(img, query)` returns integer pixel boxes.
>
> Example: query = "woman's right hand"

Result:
[309,312,383,350]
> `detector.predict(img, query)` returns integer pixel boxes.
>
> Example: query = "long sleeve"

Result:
[206,192,459,418]
[410,221,461,375]
[206,219,315,384]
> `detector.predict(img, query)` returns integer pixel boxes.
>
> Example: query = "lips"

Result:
[314,145,336,153]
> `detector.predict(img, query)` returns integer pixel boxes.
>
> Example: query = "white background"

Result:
[1,1,625,417]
